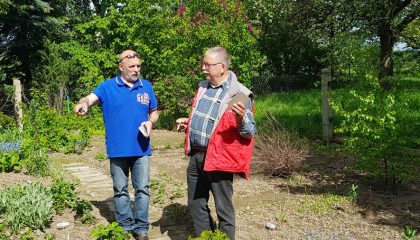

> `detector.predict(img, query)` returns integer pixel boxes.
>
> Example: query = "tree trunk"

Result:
[378,22,394,90]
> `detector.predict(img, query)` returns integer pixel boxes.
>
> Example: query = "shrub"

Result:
[0,151,21,173]
[44,232,56,240]
[253,115,309,176]
[80,212,95,224]
[402,226,417,240]
[64,0,261,127]
[73,199,93,215]
[22,91,91,153]
[0,129,21,142]
[0,183,53,232]
[73,199,95,224]
[0,112,16,130]
[188,230,230,240]
[332,79,419,184]
[50,179,78,214]
[91,222,131,240]
[22,151,50,177]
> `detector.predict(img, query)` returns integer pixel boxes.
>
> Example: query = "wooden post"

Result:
[321,68,333,142]
[13,77,23,130]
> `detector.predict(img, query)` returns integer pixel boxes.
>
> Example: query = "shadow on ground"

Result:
[151,203,194,240]
[273,152,420,231]
[91,198,115,223]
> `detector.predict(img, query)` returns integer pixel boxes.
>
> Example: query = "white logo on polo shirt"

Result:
[137,93,150,105]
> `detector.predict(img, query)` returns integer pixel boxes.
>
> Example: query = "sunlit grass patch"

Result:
[301,193,349,214]
[255,89,322,136]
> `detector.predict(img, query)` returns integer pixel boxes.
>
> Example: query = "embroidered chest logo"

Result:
[137,93,150,105]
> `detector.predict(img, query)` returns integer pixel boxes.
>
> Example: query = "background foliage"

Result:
[0,0,418,185]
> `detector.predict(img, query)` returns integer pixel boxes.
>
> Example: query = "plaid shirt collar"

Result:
[207,75,230,90]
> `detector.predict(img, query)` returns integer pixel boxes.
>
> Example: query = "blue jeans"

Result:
[110,156,150,234]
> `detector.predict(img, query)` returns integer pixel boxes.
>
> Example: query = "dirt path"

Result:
[52,130,419,240]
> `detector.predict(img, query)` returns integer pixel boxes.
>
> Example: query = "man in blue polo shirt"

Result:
[74,49,158,240]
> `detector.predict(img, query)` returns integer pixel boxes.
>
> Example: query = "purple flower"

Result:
[247,23,253,32]
[0,141,21,152]
[177,4,186,17]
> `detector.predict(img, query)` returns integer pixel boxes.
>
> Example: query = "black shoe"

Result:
[134,233,149,240]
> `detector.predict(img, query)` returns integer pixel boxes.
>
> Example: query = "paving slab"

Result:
[63,162,190,240]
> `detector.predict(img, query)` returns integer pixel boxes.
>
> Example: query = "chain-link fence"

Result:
[251,73,325,138]
[252,73,319,94]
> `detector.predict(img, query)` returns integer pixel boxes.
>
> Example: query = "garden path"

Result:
[62,154,189,240]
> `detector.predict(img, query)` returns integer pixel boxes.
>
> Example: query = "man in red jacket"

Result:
[176,47,256,240]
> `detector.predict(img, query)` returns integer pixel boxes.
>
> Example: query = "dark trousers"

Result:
[187,151,235,240]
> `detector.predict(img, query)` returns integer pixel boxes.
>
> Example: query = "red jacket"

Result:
[184,71,255,179]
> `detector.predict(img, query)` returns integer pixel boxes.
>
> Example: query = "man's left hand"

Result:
[141,120,153,137]
[232,102,246,124]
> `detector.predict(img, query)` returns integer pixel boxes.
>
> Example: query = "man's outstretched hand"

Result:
[74,102,88,116]
[176,118,188,132]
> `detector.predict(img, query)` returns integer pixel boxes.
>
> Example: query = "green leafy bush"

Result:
[80,212,95,224]
[74,199,95,224]
[0,223,8,240]
[188,230,230,240]
[50,179,95,223]
[64,128,89,154]
[332,79,419,184]
[50,179,78,214]
[73,199,93,215]
[0,183,53,232]
[0,151,21,173]
[0,129,21,142]
[22,91,91,153]
[51,0,261,128]
[19,228,35,240]
[0,112,16,130]
[91,222,131,240]
[44,232,56,240]
[402,226,417,240]
[23,152,50,177]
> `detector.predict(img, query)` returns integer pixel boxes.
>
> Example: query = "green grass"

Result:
[302,193,349,214]
[254,72,419,145]
[255,89,322,136]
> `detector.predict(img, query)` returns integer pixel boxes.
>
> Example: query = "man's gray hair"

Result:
[204,47,231,69]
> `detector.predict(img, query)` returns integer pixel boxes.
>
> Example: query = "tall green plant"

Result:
[22,91,92,153]
[0,151,21,173]
[188,230,230,240]
[91,222,131,240]
[332,77,418,184]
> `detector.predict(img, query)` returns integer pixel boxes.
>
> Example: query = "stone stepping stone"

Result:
[62,162,190,240]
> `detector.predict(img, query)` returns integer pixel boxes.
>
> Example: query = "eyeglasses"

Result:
[119,53,140,62]
[202,62,222,69]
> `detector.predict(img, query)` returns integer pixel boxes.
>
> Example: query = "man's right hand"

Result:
[176,118,188,132]
[74,94,99,116]
[74,102,88,116]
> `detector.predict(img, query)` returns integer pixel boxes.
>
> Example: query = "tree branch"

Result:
[389,0,412,18]
[396,10,419,32]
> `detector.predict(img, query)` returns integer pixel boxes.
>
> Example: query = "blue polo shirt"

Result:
[92,75,158,158]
